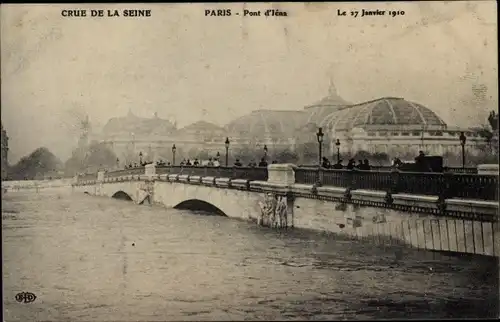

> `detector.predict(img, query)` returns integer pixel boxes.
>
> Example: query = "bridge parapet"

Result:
[74,163,498,206]
[267,163,297,185]
[97,171,105,182]
[145,164,156,178]
[478,164,499,176]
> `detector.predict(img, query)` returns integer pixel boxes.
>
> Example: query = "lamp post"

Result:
[139,151,143,165]
[335,139,341,163]
[459,132,466,169]
[263,144,268,160]
[225,137,230,166]
[172,144,176,165]
[316,127,324,166]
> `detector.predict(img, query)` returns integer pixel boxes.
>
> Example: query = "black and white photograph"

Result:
[1,2,498,320]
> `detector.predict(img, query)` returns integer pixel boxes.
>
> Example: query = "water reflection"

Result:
[2,190,498,321]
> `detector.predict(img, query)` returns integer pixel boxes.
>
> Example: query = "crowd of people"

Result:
[122,151,433,172]
[319,151,436,172]
[321,157,372,170]
[123,156,278,169]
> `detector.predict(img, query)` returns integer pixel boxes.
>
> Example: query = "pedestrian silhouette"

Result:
[321,157,331,168]
[332,160,343,169]
[346,159,355,170]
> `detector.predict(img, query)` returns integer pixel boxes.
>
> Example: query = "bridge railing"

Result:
[299,164,478,174]
[83,165,497,201]
[155,165,268,181]
[452,173,498,201]
[294,168,498,201]
[444,167,478,174]
[106,167,145,178]
[79,173,98,181]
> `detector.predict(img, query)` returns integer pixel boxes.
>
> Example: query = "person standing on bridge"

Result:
[346,159,355,170]
[362,159,371,170]
[321,157,331,169]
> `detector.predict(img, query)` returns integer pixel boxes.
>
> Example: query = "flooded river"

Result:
[2,189,498,320]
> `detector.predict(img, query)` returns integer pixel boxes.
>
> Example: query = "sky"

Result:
[1,1,497,163]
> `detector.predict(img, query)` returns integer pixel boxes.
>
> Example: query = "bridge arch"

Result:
[111,191,133,201]
[174,199,228,216]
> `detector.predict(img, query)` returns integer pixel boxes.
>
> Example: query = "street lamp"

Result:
[316,127,324,166]
[225,137,230,166]
[264,144,268,159]
[171,144,177,165]
[139,151,143,165]
[459,131,466,169]
[335,139,341,163]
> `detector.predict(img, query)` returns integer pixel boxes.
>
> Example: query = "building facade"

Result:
[95,86,488,165]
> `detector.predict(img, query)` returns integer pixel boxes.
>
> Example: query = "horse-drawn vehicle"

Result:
[395,155,444,173]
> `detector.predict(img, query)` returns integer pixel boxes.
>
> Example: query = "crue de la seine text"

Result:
[61,9,152,17]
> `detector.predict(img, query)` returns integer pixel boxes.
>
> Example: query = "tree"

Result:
[476,110,499,157]
[275,148,299,164]
[64,141,118,175]
[196,149,211,160]
[371,152,390,166]
[353,150,372,161]
[296,142,318,165]
[1,122,9,180]
[10,147,63,180]
[85,141,118,169]
[233,146,262,164]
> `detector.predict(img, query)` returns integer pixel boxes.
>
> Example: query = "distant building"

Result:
[95,84,487,164]
[1,122,9,179]
[299,86,486,158]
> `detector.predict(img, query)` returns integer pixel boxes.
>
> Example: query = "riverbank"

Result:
[2,178,73,191]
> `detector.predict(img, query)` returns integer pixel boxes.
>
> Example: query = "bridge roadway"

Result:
[73,164,499,257]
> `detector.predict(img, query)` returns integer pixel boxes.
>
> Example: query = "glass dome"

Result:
[224,110,309,139]
[315,97,447,132]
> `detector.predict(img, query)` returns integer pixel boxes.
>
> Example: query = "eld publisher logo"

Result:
[15,292,37,304]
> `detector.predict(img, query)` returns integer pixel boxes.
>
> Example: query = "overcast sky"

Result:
[1,2,497,163]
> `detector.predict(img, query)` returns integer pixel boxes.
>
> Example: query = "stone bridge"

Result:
[73,164,499,257]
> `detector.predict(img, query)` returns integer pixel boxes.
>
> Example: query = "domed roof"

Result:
[318,97,447,132]
[303,81,351,125]
[305,92,351,109]
[225,110,309,139]
[102,110,176,136]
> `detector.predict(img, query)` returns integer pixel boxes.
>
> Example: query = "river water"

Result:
[2,189,498,321]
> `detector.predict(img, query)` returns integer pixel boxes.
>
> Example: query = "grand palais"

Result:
[91,86,487,164]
